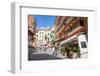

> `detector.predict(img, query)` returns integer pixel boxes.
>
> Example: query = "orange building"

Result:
[28,15,37,48]
[54,16,88,58]
[54,16,88,46]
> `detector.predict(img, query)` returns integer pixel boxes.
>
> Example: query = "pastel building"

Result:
[36,27,55,47]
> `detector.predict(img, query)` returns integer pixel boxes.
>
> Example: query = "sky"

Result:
[34,15,56,29]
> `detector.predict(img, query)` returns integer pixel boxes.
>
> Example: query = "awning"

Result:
[60,34,77,45]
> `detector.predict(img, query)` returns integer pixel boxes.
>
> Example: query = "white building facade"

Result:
[36,27,55,48]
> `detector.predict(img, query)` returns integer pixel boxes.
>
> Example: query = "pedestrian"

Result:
[53,46,58,56]
[44,45,46,52]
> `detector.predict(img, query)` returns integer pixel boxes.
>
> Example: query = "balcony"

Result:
[67,26,84,36]
[28,27,36,35]
[56,17,74,34]
[64,17,74,25]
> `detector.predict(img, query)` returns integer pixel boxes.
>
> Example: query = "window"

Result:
[80,18,84,26]
[42,35,43,37]
[81,42,87,48]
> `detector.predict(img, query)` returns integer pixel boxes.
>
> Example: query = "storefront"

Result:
[59,33,88,59]
[59,34,79,58]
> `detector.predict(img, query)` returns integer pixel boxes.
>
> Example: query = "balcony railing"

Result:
[67,26,84,36]
[56,17,73,33]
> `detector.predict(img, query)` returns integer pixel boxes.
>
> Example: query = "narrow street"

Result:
[28,15,88,60]
[28,47,65,60]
